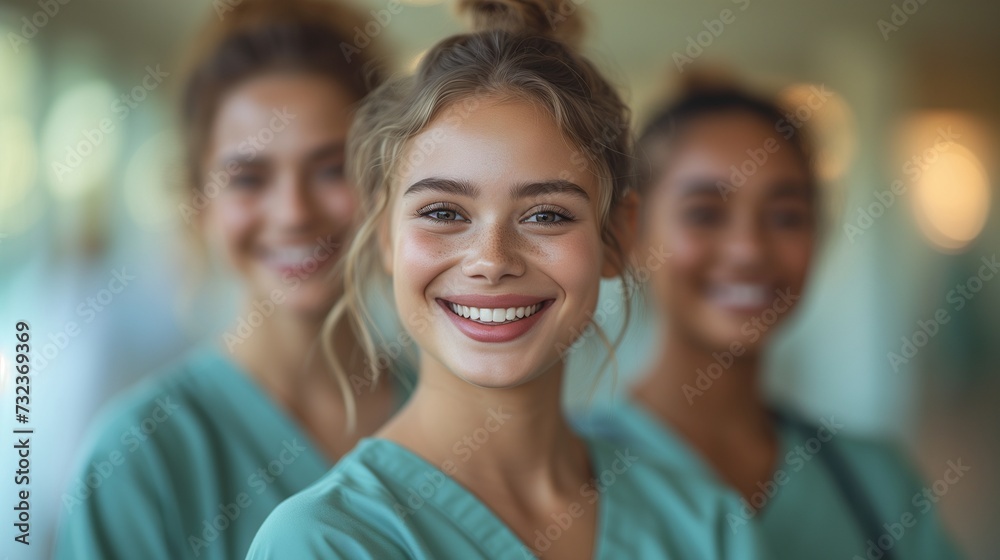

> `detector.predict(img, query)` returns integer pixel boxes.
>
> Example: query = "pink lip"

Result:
[437,298,553,343]
[713,303,767,315]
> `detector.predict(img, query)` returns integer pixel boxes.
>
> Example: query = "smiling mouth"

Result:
[708,283,771,310]
[442,300,546,325]
[259,240,341,276]
[437,297,553,343]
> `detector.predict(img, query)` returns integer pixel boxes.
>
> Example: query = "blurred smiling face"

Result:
[642,111,817,353]
[202,73,359,318]
[384,98,608,388]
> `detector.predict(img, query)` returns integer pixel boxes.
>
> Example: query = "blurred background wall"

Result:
[0,0,997,558]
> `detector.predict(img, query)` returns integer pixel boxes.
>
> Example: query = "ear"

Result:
[376,210,394,275]
[601,189,640,278]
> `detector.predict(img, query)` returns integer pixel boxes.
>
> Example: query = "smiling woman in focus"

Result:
[245,1,771,559]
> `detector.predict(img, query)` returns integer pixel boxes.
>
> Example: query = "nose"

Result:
[461,222,526,284]
[722,214,766,271]
[269,171,315,232]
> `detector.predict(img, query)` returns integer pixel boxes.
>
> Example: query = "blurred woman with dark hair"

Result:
[578,81,963,559]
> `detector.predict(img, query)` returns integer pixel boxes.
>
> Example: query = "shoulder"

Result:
[784,412,966,557]
[784,413,927,496]
[248,444,408,559]
[75,348,224,462]
[586,433,735,514]
[570,399,655,443]
[584,434,770,559]
[61,347,242,511]
[56,348,226,557]
[570,399,695,470]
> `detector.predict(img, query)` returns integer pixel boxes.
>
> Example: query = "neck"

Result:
[384,357,590,495]
[226,299,346,402]
[634,325,772,438]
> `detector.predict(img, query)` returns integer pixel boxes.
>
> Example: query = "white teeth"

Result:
[447,302,544,324]
[272,246,314,259]
[266,245,322,266]
[712,284,769,308]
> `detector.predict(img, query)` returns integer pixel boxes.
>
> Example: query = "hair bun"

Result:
[674,66,744,96]
[455,0,584,47]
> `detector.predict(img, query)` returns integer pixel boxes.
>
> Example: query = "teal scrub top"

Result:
[246,434,772,559]
[54,345,394,560]
[573,400,964,560]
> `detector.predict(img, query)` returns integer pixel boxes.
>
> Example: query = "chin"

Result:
[437,350,555,389]
[446,361,529,388]
[693,321,765,355]
[257,282,338,320]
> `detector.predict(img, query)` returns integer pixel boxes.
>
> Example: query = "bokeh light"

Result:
[40,80,121,200]
[780,83,858,182]
[895,111,994,253]
[123,130,185,231]
[0,115,38,213]
[912,144,991,252]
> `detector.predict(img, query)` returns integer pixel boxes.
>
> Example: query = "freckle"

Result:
[507,232,543,258]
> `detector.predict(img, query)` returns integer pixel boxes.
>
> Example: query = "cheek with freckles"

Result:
[541,229,606,345]
[392,227,458,324]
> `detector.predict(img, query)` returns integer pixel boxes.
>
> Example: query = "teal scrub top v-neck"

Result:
[54,345,347,560]
[573,399,965,560]
[246,435,772,559]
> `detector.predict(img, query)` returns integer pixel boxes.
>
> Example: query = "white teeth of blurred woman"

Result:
[265,245,321,266]
[712,284,769,308]
[448,303,542,323]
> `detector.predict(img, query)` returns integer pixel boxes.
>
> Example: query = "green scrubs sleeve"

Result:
[55,405,184,560]
[836,438,966,559]
[245,498,407,559]
[54,347,332,560]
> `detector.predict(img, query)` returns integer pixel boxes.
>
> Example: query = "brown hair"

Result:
[324,0,637,429]
[637,80,825,236]
[638,82,817,197]
[179,0,386,191]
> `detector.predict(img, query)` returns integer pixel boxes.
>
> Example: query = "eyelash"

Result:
[415,203,576,226]
[416,203,469,224]
[524,205,575,226]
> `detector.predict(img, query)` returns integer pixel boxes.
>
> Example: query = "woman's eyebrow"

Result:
[678,179,727,198]
[511,180,590,201]
[403,178,590,201]
[304,141,346,165]
[768,181,814,201]
[404,177,478,198]
[215,152,270,170]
